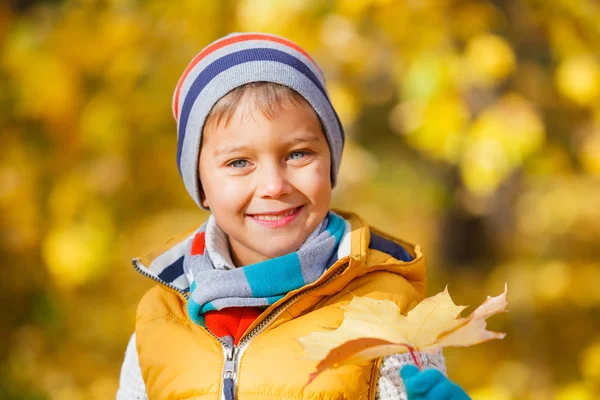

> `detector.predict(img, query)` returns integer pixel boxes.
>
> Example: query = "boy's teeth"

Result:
[253,208,296,220]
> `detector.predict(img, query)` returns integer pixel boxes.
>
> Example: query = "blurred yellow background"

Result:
[1,0,600,399]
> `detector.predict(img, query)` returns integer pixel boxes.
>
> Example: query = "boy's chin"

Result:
[262,233,312,256]
[259,243,302,258]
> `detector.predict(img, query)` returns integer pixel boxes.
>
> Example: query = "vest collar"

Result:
[132,210,425,301]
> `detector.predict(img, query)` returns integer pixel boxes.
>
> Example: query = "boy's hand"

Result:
[400,365,471,400]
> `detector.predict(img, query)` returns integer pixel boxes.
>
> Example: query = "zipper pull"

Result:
[223,345,238,400]
[223,345,237,379]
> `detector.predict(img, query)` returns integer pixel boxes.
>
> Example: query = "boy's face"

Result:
[199,95,332,267]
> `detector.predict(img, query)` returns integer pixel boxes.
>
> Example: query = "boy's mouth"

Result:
[247,206,303,226]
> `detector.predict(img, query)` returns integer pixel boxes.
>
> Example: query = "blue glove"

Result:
[400,365,470,400]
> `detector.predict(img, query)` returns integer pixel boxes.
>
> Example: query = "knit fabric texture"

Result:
[375,350,447,400]
[171,32,345,209]
[184,211,346,327]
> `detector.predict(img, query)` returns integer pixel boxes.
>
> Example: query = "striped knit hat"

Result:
[172,32,345,209]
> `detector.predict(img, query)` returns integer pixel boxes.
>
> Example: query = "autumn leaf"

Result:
[298,284,508,386]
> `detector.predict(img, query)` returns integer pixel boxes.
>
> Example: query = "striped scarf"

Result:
[185,212,346,327]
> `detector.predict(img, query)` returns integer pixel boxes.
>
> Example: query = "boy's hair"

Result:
[203,82,307,135]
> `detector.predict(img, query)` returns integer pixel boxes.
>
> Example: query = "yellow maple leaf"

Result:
[298,284,508,385]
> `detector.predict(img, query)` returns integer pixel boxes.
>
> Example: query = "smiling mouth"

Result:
[247,206,302,221]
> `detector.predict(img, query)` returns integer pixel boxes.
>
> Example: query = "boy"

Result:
[117,33,469,400]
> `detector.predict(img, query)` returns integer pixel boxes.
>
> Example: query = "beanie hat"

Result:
[172,32,345,209]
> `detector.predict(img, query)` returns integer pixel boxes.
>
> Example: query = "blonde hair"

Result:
[202,82,308,137]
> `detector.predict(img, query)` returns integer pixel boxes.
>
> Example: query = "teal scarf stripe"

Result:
[187,281,202,317]
[243,253,304,297]
[326,211,345,242]
[185,212,346,327]
[267,295,284,305]
[202,301,216,313]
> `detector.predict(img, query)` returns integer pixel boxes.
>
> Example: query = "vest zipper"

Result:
[223,261,350,399]
[132,258,241,399]
[222,344,239,400]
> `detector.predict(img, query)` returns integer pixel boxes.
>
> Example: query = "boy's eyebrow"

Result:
[213,145,251,157]
[213,133,324,157]
[287,133,323,144]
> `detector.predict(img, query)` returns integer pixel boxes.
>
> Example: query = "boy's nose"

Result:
[255,164,293,199]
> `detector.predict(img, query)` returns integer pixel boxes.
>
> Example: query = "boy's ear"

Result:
[199,188,210,209]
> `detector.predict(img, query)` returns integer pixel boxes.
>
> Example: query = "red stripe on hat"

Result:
[191,232,206,255]
[173,33,322,120]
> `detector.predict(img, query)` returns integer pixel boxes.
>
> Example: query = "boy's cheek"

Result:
[211,184,249,205]
[202,181,245,208]
[293,160,331,183]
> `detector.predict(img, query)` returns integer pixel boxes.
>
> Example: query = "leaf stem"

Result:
[407,347,422,370]
[399,344,422,370]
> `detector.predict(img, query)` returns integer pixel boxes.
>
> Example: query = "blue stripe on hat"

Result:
[176,48,344,174]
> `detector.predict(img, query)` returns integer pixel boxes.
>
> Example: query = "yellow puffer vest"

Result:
[133,211,426,400]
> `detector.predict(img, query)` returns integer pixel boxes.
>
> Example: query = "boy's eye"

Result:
[227,159,249,168]
[288,151,309,160]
